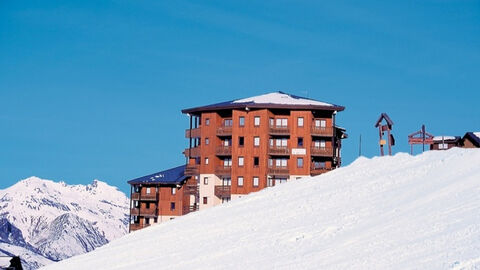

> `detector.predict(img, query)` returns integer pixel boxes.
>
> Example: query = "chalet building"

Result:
[183,92,346,211]
[128,91,347,232]
[430,136,461,150]
[461,132,480,148]
[128,165,198,232]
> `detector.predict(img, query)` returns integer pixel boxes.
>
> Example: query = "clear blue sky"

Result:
[1,1,479,194]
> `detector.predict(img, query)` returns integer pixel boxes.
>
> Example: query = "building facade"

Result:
[183,92,346,211]
[128,92,346,231]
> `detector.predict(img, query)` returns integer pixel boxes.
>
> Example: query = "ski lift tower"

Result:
[374,113,395,156]
[407,124,434,154]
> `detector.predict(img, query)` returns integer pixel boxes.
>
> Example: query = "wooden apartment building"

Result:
[128,92,346,231]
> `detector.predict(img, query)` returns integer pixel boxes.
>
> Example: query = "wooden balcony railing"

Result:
[182,204,199,215]
[215,166,231,176]
[268,146,290,156]
[129,223,151,231]
[216,126,232,136]
[131,193,157,201]
[310,166,334,176]
[185,164,199,176]
[130,207,157,217]
[184,184,199,195]
[214,185,231,198]
[267,167,289,175]
[183,146,201,158]
[311,126,333,136]
[310,147,333,157]
[215,146,232,156]
[269,126,290,136]
[185,128,201,138]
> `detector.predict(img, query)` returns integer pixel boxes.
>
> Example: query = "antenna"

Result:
[359,134,362,157]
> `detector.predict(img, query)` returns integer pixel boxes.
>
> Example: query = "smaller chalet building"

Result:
[128,165,198,232]
[430,136,461,151]
[462,132,480,148]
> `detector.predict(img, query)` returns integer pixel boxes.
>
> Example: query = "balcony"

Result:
[310,147,333,157]
[267,167,289,175]
[268,146,290,156]
[185,128,201,138]
[214,185,231,198]
[184,184,199,195]
[130,207,157,217]
[215,166,231,177]
[215,146,232,156]
[310,166,333,176]
[311,126,333,137]
[129,223,151,231]
[269,126,290,136]
[182,204,199,215]
[216,126,232,136]
[131,192,157,201]
[185,164,199,176]
[183,146,201,158]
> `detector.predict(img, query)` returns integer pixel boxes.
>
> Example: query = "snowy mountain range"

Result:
[43,148,480,270]
[0,177,130,269]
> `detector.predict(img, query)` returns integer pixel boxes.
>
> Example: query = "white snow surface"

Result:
[233,92,334,106]
[473,132,480,138]
[0,243,53,270]
[433,135,457,141]
[43,148,480,270]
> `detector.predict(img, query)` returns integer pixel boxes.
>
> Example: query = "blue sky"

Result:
[1,0,479,194]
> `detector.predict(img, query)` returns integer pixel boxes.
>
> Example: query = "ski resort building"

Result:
[128,92,346,231]
[461,132,480,148]
[430,136,461,150]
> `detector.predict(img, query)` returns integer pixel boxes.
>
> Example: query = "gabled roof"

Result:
[433,136,461,142]
[374,113,394,128]
[463,132,480,147]
[127,165,187,185]
[182,91,345,114]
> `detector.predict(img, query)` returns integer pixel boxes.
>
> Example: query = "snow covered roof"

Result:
[127,165,187,185]
[433,136,459,142]
[463,132,480,147]
[182,91,344,114]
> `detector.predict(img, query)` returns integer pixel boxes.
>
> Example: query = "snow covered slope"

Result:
[43,148,480,270]
[0,177,130,268]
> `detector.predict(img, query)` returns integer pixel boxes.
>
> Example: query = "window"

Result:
[238,156,244,166]
[315,119,326,128]
[269,118,274,127]
[223,138,231,146]
[276,158,287,167]
[204,177,208,185]
[254,157,259,166]
[171,187,176,195]
[253,177,259,187]
[222,197,231,204]
[203,197,208,204]
[205,157,209,165]
[298,117,304,127]
[146,202,150,209]
[170,202,175,211]
[224,158,232,167]
[205,118,210,126]
[146,187,151,194]
[268,158,273,167]
[314,140,326,148]
[224,119,233,127]
[238,177,244,187]
[275,138,287,147]
[297,158,304,168]
[222,178,231,186]
[239,116,245,127]
[239,136,244,147]
[145,217,150,225]
[276,118,287,127]
[313,161,326,169]
[254,116,260,126]
[205,137,209,145]
[298,137,304,147]
[254,137,260,146]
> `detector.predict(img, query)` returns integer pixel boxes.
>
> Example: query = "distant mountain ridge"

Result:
[0,177,130,269]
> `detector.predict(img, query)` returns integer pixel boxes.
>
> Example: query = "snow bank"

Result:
[43,148,480,270]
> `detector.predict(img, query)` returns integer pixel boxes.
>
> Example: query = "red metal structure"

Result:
[374,113,395,156]
[408,125,434,154]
